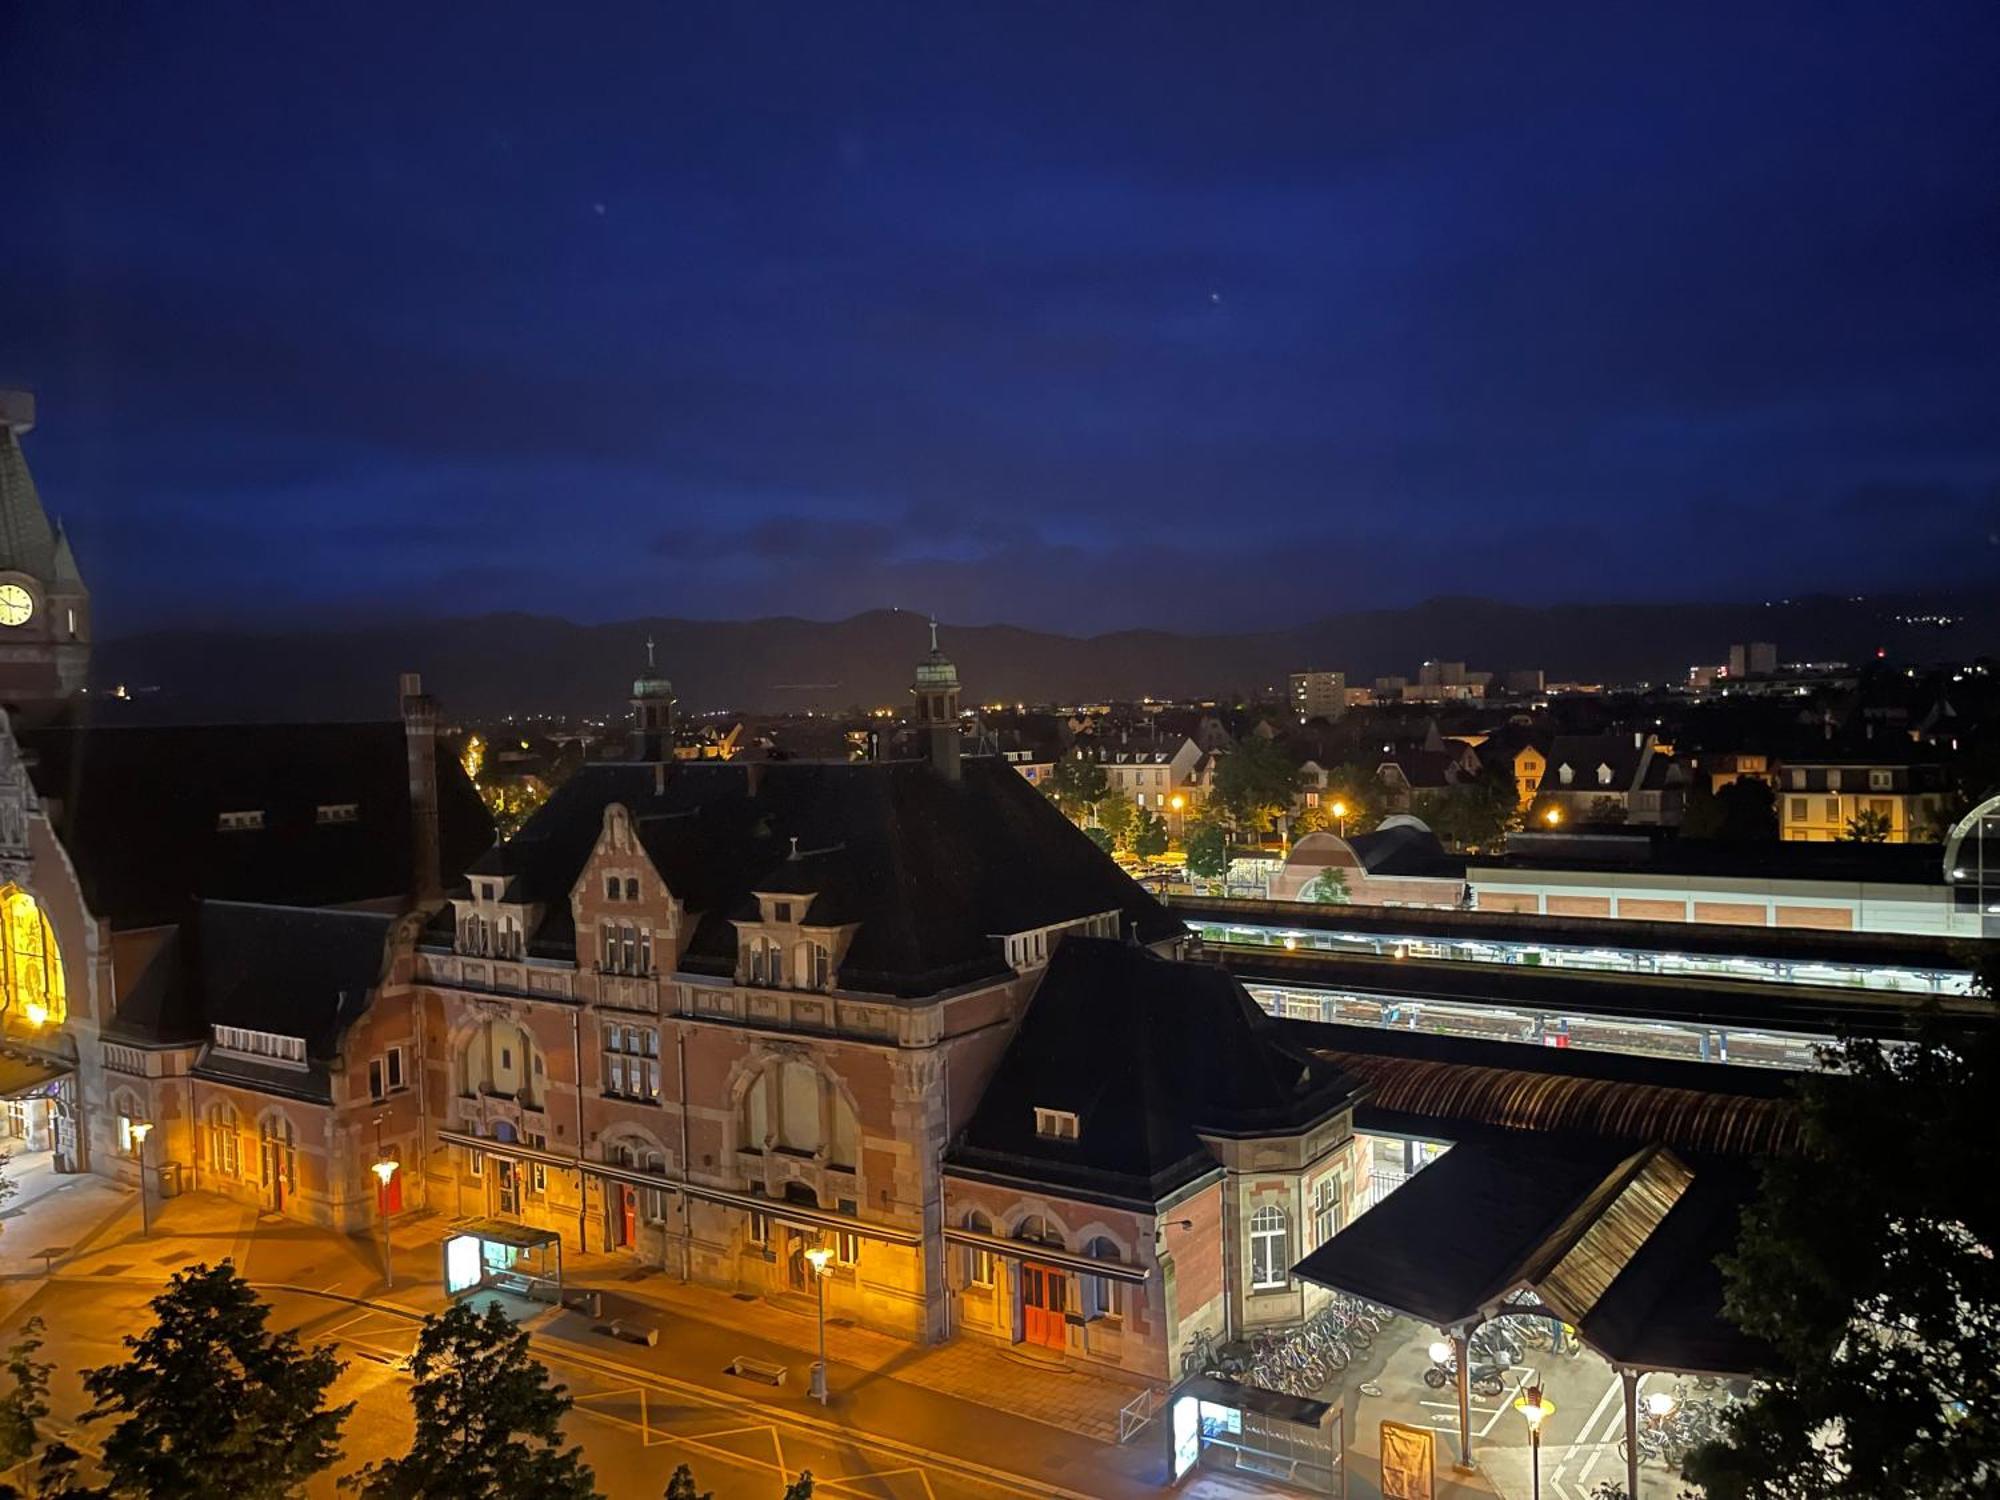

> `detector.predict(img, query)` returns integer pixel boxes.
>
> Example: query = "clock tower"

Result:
[0,392,90,709]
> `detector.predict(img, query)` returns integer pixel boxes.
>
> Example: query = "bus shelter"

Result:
[441,1218,564,1304]
[1166,1373,1344,1495]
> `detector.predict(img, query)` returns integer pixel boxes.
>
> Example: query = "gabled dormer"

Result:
[573,802,682,980]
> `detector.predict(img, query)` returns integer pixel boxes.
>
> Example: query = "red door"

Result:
[1021,1263,1068,1349]
[377,1174,403,1215]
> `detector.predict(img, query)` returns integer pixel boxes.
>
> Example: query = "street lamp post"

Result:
[1514,1382,1555,1500]
[371,1158,400,1289]
[128,1121,153,1237]
[1331,800,1348,839]
[804,1244,835,1403]
[1544,806,1563,827]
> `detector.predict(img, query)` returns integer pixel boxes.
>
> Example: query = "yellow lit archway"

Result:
[0,886,66,1029]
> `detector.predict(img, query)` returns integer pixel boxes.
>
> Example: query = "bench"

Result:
[593,1319,658,1347]
[727,1355,788,1386]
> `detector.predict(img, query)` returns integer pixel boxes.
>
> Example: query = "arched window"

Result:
[0,886,66,1029]
[206,1102,240,1177]
[461,1019,543,1108]
[259,1112,296,1192]
[1084,1236,1123,1320]
[1249,1205,1288,1289]
[1014,1214,1062,1250]
[963,1210,994,1287]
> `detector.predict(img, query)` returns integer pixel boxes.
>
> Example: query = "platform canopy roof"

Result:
[1292,1135,1770,1378]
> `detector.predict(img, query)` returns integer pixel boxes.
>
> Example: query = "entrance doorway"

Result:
[1021,1262,1068,1349]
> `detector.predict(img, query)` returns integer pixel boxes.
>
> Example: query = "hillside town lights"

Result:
[372,1158,400,1289]
[805,1243,836,1404]
[128,1121,153,1236]
[1514,1383,1555,1500]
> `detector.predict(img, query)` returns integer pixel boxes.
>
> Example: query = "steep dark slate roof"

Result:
[0,425,60,580]
[463,757,1181,998]
[21,722,492,930]
[945,940,1366,1210]
[115,902,395,1103]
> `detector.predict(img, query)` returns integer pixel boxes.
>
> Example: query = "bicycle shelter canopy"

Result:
[1293,1132,1768,1492]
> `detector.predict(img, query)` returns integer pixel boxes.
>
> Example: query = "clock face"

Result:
[0,586,32,628]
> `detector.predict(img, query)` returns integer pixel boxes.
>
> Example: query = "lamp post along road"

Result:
[128,1122,154,1237]
[372,1159,400,1289]
[1514,1382,1554,1500]
[805,1244,835,1403]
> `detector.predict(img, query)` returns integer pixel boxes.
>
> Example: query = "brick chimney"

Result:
[400,672,442,904]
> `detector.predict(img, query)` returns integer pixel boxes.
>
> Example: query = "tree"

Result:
[1412,767,1518,852]
[1131,810,1169,860]
[1209,738,1300,837]
[0,1319,50,1471]
[781,1476,814,1500]
[1842,807,1893,843]
[481,781,549,842]
[663,1467,712,1500]
[1184,824,1228,879]
[0,1440,87,1500]
[1082,826,1114,855]
[1686,778,1778,842]
[347,1301,595,1500]
[1095,787,1137,850]
[1306,867,1350,904]
[1682,951,2000,1498]
[1045,754,1109,822]
[80,1261,350,1500]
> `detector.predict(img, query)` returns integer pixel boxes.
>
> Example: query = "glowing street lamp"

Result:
[1544,806,1564,827]
[372,1158,400,1289]
[1515,1383,1555,1500]
[804,1243,836,1403]
[1645,1389,1678,1419]
[1331,800,1348,838]
[128,1121,154,1236]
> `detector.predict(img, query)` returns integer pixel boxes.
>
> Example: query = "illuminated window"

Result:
[1084,1237,1124,1319]
[0,887,66,1029]
[217,810,265,831]
[1249,1205,1288,1289]
[963,1210,994,1286]
[1033,1107,1079,1141]
[206,1101,240,1176]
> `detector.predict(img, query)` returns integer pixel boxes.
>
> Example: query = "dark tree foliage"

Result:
[79,1261,350,1500]
[662,1466,711,1500]
[1307,867,1350,904]
[1184,824,1228,878]
[1045,754,1108,820]
[1840,807,1892,843]
[1132,809,1169,859]
[346,1301,596,1500]
[0,1318,50,1470]
[1082,826,1114,854]
[1209,737,1300,835]
[1684,953,2000,1498]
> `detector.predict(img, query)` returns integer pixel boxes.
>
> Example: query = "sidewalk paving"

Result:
[554,1243,1145,1445]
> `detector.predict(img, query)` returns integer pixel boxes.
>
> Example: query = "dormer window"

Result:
[212,1024,306,1067]
[316,803,359,825]
[773,901,793,924]
[605,875,619,900]
[1557,764,1573,786]
[1597,763,1613,786]
[1034,1107,1080,1141]
[217,810,264,832]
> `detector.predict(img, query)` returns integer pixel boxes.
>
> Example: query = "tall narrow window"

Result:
[1249,1205,1288,1290]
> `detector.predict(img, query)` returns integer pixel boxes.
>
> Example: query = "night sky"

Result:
[6,3,1998,637]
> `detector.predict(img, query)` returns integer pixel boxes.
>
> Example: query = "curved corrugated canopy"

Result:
[1320,1049,1798,1157]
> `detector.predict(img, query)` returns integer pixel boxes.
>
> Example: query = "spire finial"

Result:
[646,634,656,670]
[928,616,939,653]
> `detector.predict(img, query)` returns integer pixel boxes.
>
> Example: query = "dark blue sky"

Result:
[6,2,1998,637]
